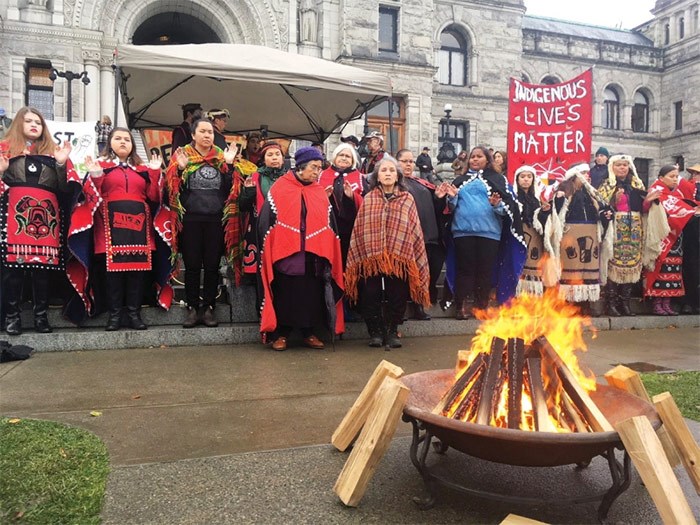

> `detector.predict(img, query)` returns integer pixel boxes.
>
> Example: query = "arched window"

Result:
[603,87,620,130]
[679,17,685,39]
[438,28,467,86]
[631,91,649,133]
[541,75,560,85]
[521,73,530,83]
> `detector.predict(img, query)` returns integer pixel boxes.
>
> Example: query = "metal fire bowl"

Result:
[401,369,661,467]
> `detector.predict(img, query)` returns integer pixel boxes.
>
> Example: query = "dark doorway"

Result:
[132,12,221,45]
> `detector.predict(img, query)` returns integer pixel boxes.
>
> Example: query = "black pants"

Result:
[360,275,409,325]
[180,220,223,308]
[426,243,445,304]
[454,235,499,308]
[682,216,699,309]
[3,267,50,317]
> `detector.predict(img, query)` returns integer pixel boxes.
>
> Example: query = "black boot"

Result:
[385,323,402,348]
[4,269,23,336]
[125,272,147,330]
[412,303,431,321]
[32,270,53,333]
[365,317,384,347]
[618,284,636,317]
[606,283,621,317]
[105,272,124,331]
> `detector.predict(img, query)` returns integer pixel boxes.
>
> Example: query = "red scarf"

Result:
[259,172,344,334]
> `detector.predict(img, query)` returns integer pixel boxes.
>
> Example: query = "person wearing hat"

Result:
[416,146,436,182]
[340,135,360,149]
[0,108,12,140]
[257,146,344,351]
[171,103,202,151]
[360,131,385,175]
[206,109,231,151]
[597,154,647,316]
[590,146,610,189]
[242,131,264,166]
[642,165,699,315]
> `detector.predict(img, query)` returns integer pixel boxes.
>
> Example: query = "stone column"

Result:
[82,50,100,122]
[99,54,115,123]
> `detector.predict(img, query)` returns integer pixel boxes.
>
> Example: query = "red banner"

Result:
[506,69,592,186]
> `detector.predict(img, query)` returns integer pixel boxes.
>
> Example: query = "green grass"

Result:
[0,417,109,524]
[640,371,700,421]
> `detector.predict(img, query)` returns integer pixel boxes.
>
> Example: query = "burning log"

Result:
[433,353,486,415]
[476,337,506,425]
[525,353,556,432]
[533,336,613,433]
[506,338,525,429]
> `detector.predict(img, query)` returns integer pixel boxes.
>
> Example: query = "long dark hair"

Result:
[101,127,144,165]
[469,146,495,172]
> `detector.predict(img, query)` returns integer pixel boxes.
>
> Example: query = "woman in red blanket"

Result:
[257,147,344,351]
[0,106,76,335]
[643,165,700,315]
[345,156,430,348]
[166,119,239,328]
[83,128,164,330]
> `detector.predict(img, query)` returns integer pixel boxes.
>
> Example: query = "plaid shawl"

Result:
[223,166,244,285]
[164,144,228,262]
[345,188,430,306]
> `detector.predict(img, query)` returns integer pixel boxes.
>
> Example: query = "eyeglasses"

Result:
[307,164,323,172]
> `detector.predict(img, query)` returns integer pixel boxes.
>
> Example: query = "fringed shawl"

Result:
[222,166,244,285]
[164,144,228,262]
[345,188,430,307]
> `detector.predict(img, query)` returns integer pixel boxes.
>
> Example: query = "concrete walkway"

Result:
[1,326,699,523]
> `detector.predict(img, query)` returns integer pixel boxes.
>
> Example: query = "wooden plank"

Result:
[616,416,696,525]
[604,365,682,467]
[534,336,613,432]
[653,392,700,495]
[526,355,557,432]
[475,337,506,425]
[334,376,410,507]
[500,514,548,525]
[331,360,404,452]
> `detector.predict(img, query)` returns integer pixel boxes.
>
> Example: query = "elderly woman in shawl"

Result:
[642,165,700,315]
[166,118,240,329]
[257,147,344,351]
[552,163,613,315]
[597,154,647,316]
[345,156,430,348]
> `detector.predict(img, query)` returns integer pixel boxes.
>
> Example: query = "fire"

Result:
[441,290,599,433]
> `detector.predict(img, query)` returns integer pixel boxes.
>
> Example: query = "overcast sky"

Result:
[524,0,657,29]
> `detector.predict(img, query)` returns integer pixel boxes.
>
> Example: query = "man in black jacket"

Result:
[590,146,609,189]
[171,103,203,150]
[416,146,436,183]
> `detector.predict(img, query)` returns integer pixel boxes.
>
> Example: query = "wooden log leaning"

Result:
[433,353,486,415]
[534,336,613,432]
[334,376,410,507]
[604,365,682,467]
[500,514,548,525]
[332,360,404,452]
[475,337,506,426]
[653,392,700,495]
[616,416,696,525]
[526,355,557,433]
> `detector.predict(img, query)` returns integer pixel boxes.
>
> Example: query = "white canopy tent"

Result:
[116,44,392,142]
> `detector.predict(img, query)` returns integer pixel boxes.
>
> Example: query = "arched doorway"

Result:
[132,12,222,45]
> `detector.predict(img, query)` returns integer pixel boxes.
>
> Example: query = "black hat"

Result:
[182,103,202,113]
[340,135,360,147]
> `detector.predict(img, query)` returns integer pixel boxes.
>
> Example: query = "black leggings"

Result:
[180,220,223,308]
[453,235,499,308]
[360,275,409,325]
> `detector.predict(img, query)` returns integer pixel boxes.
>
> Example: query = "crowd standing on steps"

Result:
[0,104,698,346]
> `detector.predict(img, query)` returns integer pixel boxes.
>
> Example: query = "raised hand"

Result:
[54,140,72,165]
[343,180,353,198]
[148,153,163,170]
[173,148,188,170]
[224,143,238,164]
[0,153,8,173]
[488,192,502,207]
[84,155,103,177]
[243,176,256,188]
[644,188,662,203]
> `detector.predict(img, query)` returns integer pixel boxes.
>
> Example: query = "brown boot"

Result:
[183,307,198,328]
[200,306,218,327]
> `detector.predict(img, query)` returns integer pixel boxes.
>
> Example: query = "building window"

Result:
[674,101,683,130]
[439,119,468,157]
[378,7,398,54]
[367,98,405,153]
[602,87,620,130]
[664,23,670,44]
[675,155,685,171]
[25,60,54,120]
[438,27,467,86]
[633,158,651,188]
[679,17,685,39]
[541,75,560,85]
[631,91,649,133]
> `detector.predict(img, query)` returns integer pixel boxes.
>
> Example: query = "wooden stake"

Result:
[500,514,548,525]
[334,376,410,506]
[616,416,696,525]
[653,392,700,495]
[604,365,681,467]
[332,360,404,452]
[534,336,613,432]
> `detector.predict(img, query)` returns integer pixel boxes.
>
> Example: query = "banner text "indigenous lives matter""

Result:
[506,69,592,185]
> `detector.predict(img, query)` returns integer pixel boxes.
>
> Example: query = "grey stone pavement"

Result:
[1,320,699,524]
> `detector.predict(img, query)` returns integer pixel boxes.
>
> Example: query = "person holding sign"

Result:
[0,106,77,335]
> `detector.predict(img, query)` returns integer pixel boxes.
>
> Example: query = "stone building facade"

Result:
[0,0,697,182]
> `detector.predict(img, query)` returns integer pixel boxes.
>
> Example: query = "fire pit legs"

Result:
[403,414,633,521]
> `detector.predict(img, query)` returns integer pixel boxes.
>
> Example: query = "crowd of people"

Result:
[0,105,698,350]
